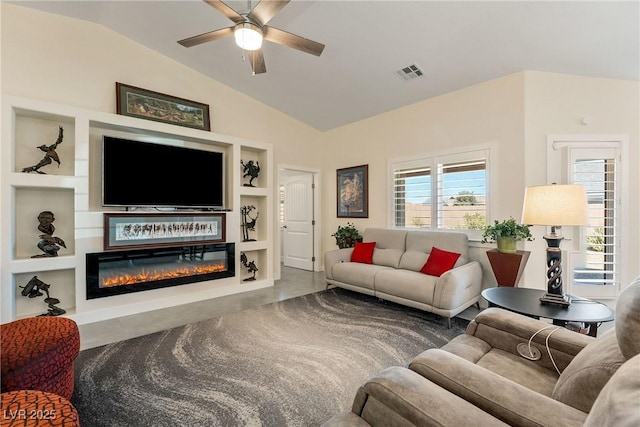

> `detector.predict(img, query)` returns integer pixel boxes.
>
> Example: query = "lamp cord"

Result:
[528,325,563,375]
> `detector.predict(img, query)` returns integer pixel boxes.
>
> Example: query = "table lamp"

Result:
[521,184,588,306]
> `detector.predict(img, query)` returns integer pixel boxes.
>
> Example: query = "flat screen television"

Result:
[102,136,225,209]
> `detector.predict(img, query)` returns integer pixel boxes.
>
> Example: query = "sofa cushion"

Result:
[399,230,468,271]
[363,228,406,268]
[420,247,461,277]
[351,242,376,264]
[375,269,438,305]
[332,262,393,291]
[476,349,559,397]
[552,329,626,412]
[408,349,589,427]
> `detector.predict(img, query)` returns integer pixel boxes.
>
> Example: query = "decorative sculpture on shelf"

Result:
[241,160,260,187]
[21,126,64,174]
[19,276,66,316]
[32,211,66,258]
[241,205,259,242]
[240,252,259,282]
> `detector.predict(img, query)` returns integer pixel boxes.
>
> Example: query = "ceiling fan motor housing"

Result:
[234,21,263,51]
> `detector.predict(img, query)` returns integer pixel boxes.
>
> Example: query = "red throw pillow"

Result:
[351,242,376,264]
[420,247,461,277]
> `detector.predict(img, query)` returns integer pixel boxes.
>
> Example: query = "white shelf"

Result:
[239,186,268,197]
[239,241,269,251]
[8,172,78,189]
[9,255,78,273]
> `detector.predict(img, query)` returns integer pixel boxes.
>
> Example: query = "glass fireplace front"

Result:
[86,243,235,299]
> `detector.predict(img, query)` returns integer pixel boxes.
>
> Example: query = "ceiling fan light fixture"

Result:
[234,22,263,51]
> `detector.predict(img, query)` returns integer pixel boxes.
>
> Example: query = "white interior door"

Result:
[283,173,314,270]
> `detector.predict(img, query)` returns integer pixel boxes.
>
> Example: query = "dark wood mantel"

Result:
[486,249,530,287]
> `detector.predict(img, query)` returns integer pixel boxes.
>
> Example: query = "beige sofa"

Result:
[323,277,640,427]
[324,228,483,326]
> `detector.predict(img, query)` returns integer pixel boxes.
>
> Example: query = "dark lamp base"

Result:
[540,293,572,307]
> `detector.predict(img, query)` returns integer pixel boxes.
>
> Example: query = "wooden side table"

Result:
[486,249,530,287]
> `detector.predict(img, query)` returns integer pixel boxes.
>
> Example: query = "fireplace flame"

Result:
[101,263,226,287]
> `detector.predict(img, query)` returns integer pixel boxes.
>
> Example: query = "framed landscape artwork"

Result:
[116,82,211,131]
[337,164,369,218]
[104,212,225,251]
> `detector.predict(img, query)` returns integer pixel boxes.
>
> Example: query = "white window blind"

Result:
[393,166,431,228]
[391,149,488,232]
[437,159,487,230]
[571,151,619,288]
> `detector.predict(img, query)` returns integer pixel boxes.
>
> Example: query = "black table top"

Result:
[481,287,615,323]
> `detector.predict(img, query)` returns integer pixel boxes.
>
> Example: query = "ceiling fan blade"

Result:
[249,49,267,75]
[203,0,244,24]
[263,26,325,56]
[248,0,290,25]
[178,26,234,47]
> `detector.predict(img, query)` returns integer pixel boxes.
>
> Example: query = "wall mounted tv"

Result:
[102,136,225,209]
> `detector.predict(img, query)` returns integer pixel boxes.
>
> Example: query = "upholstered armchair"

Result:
[407,276,640,426]
[1,316,80,398]
[323,277,640,426]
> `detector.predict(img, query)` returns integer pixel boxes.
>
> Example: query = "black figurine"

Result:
[241,160,260,187]
[241,205,259,242]
[19,276,66,316]
[240,253,259,281]
[22,126,64,174]
[33,211,66,258]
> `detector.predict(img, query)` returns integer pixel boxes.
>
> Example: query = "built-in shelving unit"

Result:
[237,143,273,286]
[1,95,274,324]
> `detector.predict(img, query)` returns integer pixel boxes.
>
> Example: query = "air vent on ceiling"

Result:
[395,63,424,81]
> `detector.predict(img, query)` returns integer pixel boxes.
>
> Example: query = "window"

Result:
[571,149,619,290]
[279,184,285,224]
[548,136,627,299]
[393,165,431,228]
[391,149,488,233]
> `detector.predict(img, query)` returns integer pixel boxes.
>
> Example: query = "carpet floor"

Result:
[71,288,468,427]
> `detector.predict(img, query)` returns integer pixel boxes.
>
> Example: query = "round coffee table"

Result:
[481,287,614,337]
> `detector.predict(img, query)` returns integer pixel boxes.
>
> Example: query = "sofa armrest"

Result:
[468,307,593,359]
[324,248,354,280]
[348,366,508,427]
[432,261,482,312]
[409,349,588,427]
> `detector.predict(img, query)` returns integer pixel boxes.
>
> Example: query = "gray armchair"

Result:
[323,277,640,427]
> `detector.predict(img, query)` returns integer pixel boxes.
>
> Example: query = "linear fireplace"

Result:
[86,243,235,299]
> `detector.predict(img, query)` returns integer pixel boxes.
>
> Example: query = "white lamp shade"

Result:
[234,23,263,51]
[521,184,588,226]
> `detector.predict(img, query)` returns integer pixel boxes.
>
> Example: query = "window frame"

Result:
[388,145,493,241]
[547,135,629,299]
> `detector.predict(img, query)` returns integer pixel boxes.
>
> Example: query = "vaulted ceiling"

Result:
[13,1,639,131]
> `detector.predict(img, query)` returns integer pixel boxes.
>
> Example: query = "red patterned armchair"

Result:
[1,316,80,399]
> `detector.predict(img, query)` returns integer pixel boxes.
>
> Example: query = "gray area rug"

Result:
[71,288,468,426]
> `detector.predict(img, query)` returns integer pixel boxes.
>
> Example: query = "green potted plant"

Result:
[481,217,533,253]
[332,222,363,249]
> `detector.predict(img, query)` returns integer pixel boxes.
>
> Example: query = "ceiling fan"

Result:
[178,0,325,75]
